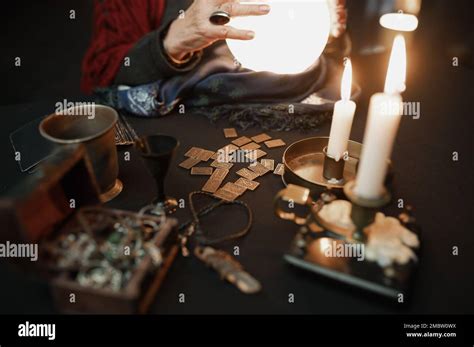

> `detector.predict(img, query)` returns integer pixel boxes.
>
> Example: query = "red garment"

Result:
[81,0,165,94]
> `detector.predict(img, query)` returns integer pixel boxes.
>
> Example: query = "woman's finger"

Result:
[220,2,271,17]
[328,0,346,7]
[207,25,256,40]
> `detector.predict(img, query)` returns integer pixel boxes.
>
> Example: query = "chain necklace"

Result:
[178,191,253,256]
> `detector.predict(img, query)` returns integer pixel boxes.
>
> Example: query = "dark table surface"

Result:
[0,45,473,315]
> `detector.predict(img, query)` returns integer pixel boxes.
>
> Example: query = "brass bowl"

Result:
[282,137,361,196]
[282,137,393,198]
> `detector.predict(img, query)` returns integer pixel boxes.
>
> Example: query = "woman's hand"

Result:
[164,0,271,62]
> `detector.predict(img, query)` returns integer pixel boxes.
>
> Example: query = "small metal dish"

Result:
[282,137,362,196]
[282,136,394,198]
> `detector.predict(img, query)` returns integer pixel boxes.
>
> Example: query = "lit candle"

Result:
[354,35,406,199]
[327,59,357,161]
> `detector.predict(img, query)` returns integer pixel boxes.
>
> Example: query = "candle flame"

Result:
[379,13,419,32]
[384,35,407,94]
[341,59,353,101]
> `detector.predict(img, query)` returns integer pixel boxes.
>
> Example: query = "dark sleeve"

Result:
[114,22,202,86]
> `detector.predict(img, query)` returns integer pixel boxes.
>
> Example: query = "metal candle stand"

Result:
[278,137,420,299]
[343,181,391,242]
[322,147,346,183]
[322,148,391,242]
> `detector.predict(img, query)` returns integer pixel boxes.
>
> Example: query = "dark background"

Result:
[0,0,473,315]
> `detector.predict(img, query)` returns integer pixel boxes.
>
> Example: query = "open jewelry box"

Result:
[0,144,179,314]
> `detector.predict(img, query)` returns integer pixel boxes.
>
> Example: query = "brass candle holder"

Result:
[343,180,391,242]
[281,137,362,198]
[322,146,347,183]
[276,141,420,299]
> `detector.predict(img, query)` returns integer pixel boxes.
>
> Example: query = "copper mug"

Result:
[39,104,122,202]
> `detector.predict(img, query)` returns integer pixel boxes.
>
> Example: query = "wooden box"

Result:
[0,144,179,314]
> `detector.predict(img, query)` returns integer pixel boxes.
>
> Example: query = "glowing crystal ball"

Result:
[226,0,331,74]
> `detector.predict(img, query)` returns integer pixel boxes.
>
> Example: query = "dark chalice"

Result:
[136,135,179,216]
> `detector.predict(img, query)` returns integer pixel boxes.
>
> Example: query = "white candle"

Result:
[327,59,357,161]
[354,35,406,199]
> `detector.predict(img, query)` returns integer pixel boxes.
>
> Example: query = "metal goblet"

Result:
[136,135,179,216]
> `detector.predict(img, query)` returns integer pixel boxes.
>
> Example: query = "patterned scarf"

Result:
[95,37,360,131]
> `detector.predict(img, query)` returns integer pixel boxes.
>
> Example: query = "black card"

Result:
[9,116,57,173]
